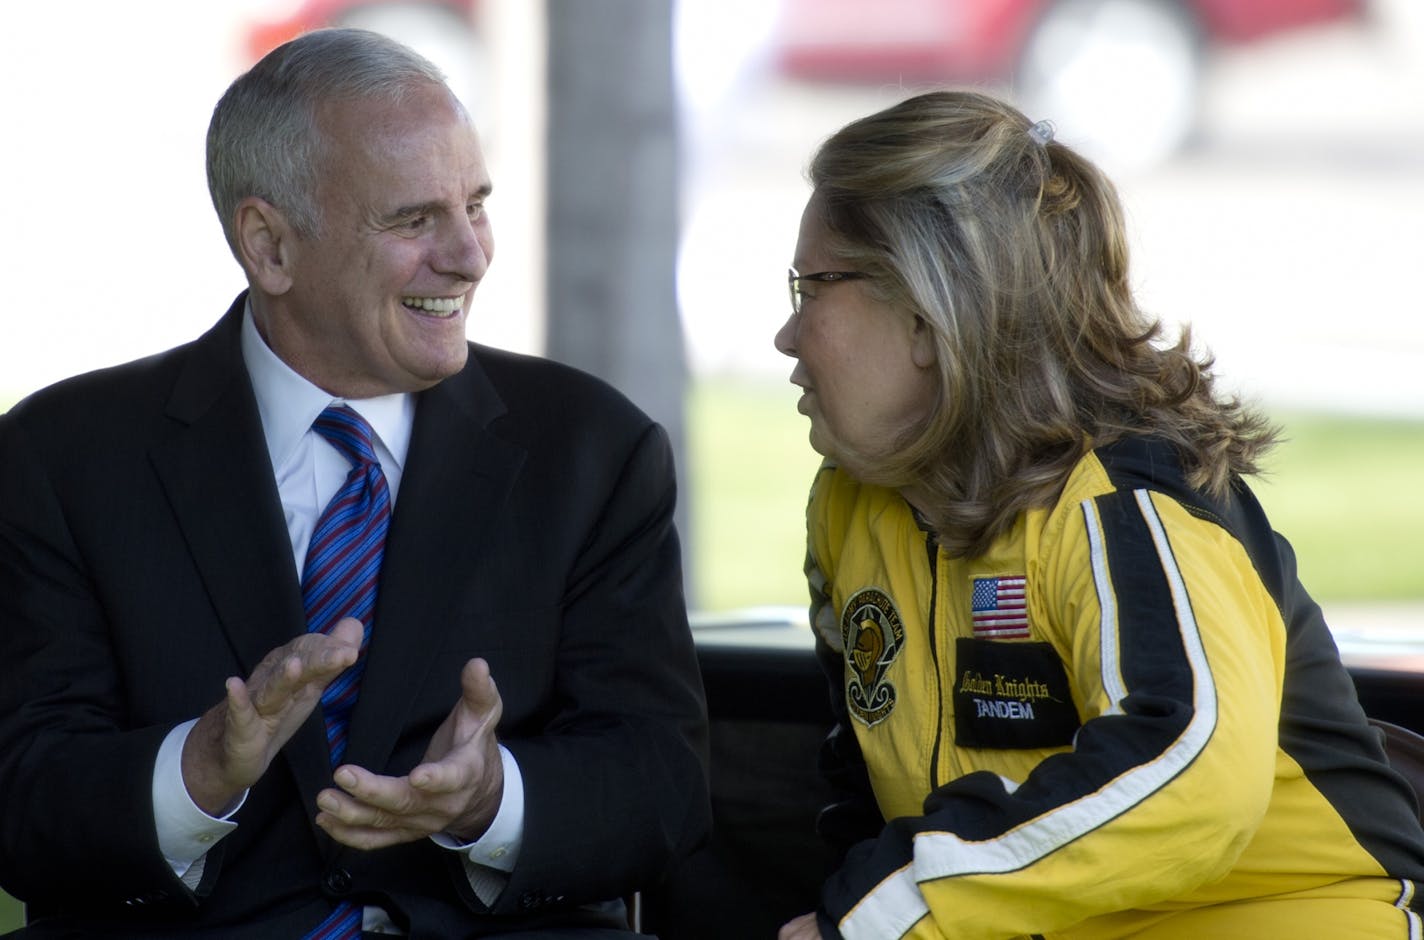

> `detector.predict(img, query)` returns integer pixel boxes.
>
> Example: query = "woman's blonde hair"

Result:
[809,90,1276,557]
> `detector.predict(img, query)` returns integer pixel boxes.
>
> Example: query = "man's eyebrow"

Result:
[384,201,443,222]
[382,185,492,223]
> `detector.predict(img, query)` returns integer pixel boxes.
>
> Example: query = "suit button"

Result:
[323,867,353,896]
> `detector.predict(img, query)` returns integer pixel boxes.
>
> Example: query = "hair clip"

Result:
[1028,119,1055,147]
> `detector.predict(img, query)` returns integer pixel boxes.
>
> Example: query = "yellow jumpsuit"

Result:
[805,436,1424,939]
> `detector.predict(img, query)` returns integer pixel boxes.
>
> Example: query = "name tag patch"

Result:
[953,637,1079,749]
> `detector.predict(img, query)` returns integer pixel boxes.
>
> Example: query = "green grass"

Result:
[687,377,824,612]
[688,379,1424,610]
[0,892,18,931]
[1253,413,1424,601]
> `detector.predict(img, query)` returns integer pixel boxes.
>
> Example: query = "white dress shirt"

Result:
[150,306,524,921]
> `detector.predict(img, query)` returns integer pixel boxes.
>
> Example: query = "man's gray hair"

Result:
[206,28,449,257]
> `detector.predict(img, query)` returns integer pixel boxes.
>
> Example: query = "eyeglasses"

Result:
[787,267,869,316]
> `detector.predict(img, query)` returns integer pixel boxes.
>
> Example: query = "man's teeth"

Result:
[403,297,462,316]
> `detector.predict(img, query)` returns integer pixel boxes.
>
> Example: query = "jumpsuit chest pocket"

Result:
[953,638,1080,749]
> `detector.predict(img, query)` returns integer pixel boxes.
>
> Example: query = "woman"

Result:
[774,90,1424,940]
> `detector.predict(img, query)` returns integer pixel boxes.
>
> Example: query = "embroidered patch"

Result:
[840,588,906,727]
[953,638,1080,749]
[970,576,1030,639]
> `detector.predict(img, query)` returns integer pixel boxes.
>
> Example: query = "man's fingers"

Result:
[315,814,424,851]
[247,653,300,714]
[313,622,362,676]
[318,784,403,828]
[410,757,465,793]
[315,772,454,848]
[223,674,264,730]
[247,631,361,717]
[331,765,423,814]
[329,616,365,650]
[314,785,429,848]
[224,676,253,717]
[460,658,502,720]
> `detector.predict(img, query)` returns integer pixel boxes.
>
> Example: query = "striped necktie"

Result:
[301,405,390,940]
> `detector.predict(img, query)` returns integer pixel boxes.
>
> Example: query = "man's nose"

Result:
[439,214,492,283]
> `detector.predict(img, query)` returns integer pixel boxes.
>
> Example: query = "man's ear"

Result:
[235,197,296,295]
[911,315,938,369]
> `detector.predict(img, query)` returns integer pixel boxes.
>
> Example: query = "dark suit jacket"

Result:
[0,296,710,938]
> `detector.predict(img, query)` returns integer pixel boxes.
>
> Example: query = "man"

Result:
[0,28,709,938]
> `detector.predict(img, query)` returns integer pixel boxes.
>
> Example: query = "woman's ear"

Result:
[234,197,295,295]
[911,316,938,369]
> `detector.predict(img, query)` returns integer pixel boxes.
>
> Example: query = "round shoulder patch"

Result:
[840,588,906,727]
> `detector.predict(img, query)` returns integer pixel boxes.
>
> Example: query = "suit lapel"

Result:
[149,300,306,671]
[345,356,526,774]
[147,297,333,812]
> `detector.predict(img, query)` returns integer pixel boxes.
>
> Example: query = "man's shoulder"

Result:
[0,343,208,489]
[8,342,194,429]
[465,342,652,425]
[8,305,240,432]
[468,342,617,390]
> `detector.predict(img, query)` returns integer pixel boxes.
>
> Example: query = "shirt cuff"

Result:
[431,744,524,869]
[153,719,245,878]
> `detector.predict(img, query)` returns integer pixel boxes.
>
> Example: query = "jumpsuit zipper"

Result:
[925,533,943,790]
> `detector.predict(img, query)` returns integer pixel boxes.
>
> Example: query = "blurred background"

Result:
[0,0,1420,614]
[0,0,1422,928]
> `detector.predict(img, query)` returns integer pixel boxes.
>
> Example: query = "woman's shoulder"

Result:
[1053,435,1196,507]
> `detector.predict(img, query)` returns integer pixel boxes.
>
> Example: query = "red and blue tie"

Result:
[301,405,391,940]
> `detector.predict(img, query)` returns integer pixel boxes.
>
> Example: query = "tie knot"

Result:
[312,406,380,468]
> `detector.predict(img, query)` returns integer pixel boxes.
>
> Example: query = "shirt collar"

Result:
[240,301,414,470]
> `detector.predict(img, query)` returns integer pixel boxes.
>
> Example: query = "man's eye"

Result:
[467,202,485,221]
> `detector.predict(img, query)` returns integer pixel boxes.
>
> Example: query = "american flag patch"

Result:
[970,576,1029,639]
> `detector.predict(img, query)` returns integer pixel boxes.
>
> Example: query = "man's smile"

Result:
[402,295,464,318]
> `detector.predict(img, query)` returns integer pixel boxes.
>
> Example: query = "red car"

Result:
[773,0,1364,167]
[774,0,1360,80]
